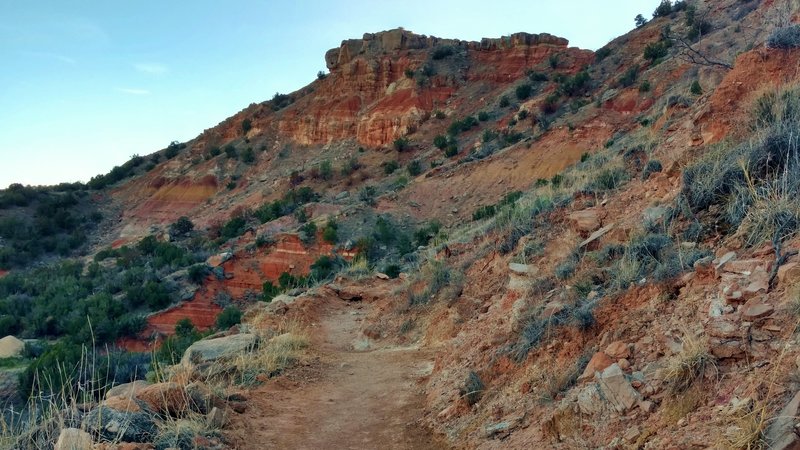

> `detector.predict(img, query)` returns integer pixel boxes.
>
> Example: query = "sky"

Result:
[0,0,661,188]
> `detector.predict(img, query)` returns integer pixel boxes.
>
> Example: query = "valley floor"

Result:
[226,299,449,450]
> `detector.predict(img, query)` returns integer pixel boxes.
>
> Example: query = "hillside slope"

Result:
[7,0,800,448]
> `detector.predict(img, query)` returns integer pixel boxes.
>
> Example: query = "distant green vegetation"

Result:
[0,184,102,269]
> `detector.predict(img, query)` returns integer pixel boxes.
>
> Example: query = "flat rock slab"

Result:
[182,333,257,365]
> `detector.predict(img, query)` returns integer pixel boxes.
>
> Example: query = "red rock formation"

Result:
[119,234,347,350]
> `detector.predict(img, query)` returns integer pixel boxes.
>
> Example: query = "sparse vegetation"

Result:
[767,25,800,49]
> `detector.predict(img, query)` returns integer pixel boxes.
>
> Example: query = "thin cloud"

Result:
[21,51,77,65]
[117,87,151,95]
[134,63,168,75]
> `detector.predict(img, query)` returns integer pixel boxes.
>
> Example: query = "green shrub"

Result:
[383,160,400,175]
[515,84,533,100]
[644,41,670,61]
[767,25,800,49]
[271,92,293,110]
[618,66,638,88]
[407,159,423,176]
[393,137,410,152]
[359,186,377,206]
[382,264,402,279]
[595,47,612,62]
[448,116,478,136]
[499,95,510,108]
[404,68,415,78]
[431,45,455,60]
[216,306,242,330]
[653,0,673,17]
[690,80,703,95]
[635,14,648,28]
[478,111,490,121]
[188,264,209,284]
[433,135,448,149]
[322,219,338,244]
[640,80,651,92]
[461,371,484,406]
[592,167,629,191]
[299,222,317,244]
[340,156,361,176]
[559,71,591,97]
[310,255,342,281]
[554,260,576,280]
[221,216,247,239]
[241,148,256,164]
[642,160,663,180]
[241,119,252,134]
[444,144,459,158]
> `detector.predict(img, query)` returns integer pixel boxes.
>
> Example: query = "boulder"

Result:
[597,363,640,413]
[766,390,800,450]
[54,428,93,450]
[82,405,157,443]
[605,341,630,359]
[778,262,800,286]
[576,384,605,415]
[206,252,232,268]
[0,335,25,358]
[578,352,614,382]
[509,263,536,276]
[181,333,257,365]
[105,381,151,400]
[135,382,188,416]
[567,209,603,233]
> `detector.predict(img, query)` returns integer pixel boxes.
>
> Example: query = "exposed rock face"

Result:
[276,28,590,148]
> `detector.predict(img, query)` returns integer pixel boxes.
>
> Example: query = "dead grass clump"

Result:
[662,385,705,425]
[234,320,309,385]
[663,334,716,394]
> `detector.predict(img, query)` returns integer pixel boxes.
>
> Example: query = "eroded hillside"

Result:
[5,0,800,448]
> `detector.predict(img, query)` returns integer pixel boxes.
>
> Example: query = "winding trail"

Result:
[227,299,449,450]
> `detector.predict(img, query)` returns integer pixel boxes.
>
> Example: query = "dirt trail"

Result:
[228,299,449,450]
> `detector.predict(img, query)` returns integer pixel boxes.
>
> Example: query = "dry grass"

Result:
[234,320,309,385]
[154,413,220,450]
[725,405,769,450]
[662,385,705,425]
[340,254,372,279]
[663,333,716,394]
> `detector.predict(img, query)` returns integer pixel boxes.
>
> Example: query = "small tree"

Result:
[241,118,252,134]
[169,216,194,237]
[653,0,673,18]
[635,14,648,28]
[216,306,242,330]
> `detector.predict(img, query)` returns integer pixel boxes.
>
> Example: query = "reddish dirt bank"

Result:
[227,298,449,450]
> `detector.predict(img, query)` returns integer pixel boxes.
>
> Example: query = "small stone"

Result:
[618,358,631,371]
[742,300,774,320]
[714,251,737,276]
[375,272,390,280]
[207,406,229,428]
[639,400,655,413]
[55,428,93,450]
[623,426,641,442]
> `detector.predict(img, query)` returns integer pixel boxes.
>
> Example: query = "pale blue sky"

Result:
[0,1,659,188]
